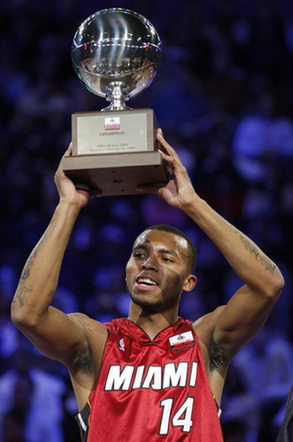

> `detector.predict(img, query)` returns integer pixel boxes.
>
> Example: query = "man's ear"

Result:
[183,274,197,292]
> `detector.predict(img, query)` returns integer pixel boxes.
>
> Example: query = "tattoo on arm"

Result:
[21,229,51,280]
[68,313,92,334]
[13,221,55,307]
[67,314,93,374]
[21,260,33,280]
[13,284,33,307]
[47,290,55,300]
[235,229,276,276]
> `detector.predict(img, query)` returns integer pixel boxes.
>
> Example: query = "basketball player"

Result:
[11,130,284,441]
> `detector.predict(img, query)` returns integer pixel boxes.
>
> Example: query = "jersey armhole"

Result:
[214,397,222,418]
[75,401,91,442]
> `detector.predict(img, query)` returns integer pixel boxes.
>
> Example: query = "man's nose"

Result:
[142,255,158,270]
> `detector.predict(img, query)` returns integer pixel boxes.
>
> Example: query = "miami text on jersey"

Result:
[105,361,198,391]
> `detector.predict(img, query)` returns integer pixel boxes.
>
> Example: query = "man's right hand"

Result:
[54,143,90,210]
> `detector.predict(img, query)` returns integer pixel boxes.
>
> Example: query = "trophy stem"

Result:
[103,81,131,111]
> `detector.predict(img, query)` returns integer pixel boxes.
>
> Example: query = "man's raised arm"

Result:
[11,145,92,365]
[152,130,284,359]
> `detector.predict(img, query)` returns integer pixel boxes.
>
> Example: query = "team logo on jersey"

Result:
[169,331,195,352]
[119,337,125,351]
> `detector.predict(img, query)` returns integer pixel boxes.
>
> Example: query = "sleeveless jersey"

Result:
[75,317,223,441]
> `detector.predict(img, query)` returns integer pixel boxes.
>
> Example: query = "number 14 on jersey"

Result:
[159,397,194,435]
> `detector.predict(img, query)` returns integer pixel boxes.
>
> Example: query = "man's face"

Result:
[125,230,195,312]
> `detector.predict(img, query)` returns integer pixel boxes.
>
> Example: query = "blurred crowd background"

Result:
[1,0,293,441]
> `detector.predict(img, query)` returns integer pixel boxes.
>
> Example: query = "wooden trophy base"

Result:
[62,151,169,196]
[62,108,169,196]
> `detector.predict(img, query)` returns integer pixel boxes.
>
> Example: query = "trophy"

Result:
[62,8,169,196]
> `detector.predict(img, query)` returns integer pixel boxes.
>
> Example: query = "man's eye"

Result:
[161,257,174,263]
[134,252,146,258]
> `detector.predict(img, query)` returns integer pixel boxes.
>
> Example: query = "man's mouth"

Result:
[135,277,159,290]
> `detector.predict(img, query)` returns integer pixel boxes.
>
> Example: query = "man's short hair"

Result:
[146,224,197,274]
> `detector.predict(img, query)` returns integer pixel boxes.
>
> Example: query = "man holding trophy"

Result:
[11,9,284,441]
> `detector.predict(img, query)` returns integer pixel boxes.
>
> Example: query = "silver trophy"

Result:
[63,8,168,196]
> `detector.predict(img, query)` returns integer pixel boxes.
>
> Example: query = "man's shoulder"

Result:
[67,312,108,336]
[192,306,225,328]
[103,317,128,331]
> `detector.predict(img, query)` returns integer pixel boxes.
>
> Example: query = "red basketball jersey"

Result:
[76,317,223,441]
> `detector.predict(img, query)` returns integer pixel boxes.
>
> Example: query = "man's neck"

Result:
[128,304,179,341]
